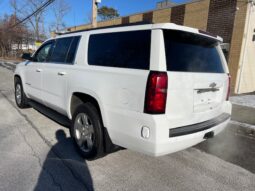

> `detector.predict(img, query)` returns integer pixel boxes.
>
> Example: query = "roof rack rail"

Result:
[58,21,154,36]
[54,30,69,35]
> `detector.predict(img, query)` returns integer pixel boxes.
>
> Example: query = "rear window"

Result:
[88,30,151,70]
[163,30,224,73]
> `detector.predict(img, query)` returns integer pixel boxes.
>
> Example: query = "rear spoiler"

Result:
[153,23,223,42]
[198,30,223,42]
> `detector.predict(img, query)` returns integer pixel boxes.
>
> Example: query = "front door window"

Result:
[34,42,54,62]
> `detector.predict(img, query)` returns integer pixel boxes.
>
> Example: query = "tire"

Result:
[14,77,29,108]
[70,103,104,159]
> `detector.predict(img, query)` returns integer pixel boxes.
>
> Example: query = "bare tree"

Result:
[0,14,31,58]
[49,0,70,32]
[10,0,47,41]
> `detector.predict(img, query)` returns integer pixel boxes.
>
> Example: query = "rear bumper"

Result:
[169,113,230,137]
[107,101,232,157]
[151,118,229,156]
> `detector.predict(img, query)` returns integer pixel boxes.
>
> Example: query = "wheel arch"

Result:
[14,74,28,96]
[14,74,21,82]
[69,92,106,126]
[69,91,117,154]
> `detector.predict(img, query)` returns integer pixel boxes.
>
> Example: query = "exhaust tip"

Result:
[204,131,214,140]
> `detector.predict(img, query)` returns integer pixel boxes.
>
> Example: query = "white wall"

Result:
[237,3,255,94]
[12,44,37,51]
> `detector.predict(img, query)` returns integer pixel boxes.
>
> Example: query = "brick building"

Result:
[156,0,177,9]
[66,0,255,94]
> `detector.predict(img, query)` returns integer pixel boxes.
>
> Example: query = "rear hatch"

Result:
[163,30,229,127]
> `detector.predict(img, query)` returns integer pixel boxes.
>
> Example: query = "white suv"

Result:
[14,23,232,159]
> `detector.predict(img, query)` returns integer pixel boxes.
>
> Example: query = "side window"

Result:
[49,37,73,63]
[88,30,151,70]
[66,36,81,63]
[34,42,54,62]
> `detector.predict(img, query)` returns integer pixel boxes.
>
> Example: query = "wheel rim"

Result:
[15,84,22,105]
[74,113,94,152]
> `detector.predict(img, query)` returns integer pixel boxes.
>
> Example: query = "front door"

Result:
[24,41,54,103]
[41,36,80,115]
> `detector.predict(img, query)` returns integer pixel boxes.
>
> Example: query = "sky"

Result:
[0,0,188,28]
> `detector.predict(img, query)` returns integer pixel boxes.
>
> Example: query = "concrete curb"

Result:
[231,104,255,125]
[0,60,19,65]
[0,60,18,71]
[229,121,255,131]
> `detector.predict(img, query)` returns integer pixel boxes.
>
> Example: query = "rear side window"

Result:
[88,30,151,70]
[49,37,73,63]
[48,36,80,64]
[164,30,224,73]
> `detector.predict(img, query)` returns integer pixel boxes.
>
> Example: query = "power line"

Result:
[10,0,55,29]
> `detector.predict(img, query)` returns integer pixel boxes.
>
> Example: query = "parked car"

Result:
[14,23,232,159]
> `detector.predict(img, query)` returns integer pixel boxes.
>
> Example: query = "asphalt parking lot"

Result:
[0,62,255,191]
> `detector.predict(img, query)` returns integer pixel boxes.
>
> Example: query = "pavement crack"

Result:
[0,92,64,191]
[0,91,90,190]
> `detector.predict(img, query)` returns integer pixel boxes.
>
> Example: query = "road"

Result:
[0,62,255,191]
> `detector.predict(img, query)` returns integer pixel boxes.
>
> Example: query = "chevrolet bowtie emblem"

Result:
[209,82,217,88]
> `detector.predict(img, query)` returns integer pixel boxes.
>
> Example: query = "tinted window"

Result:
[34,42,54,62]
[49,37,73,63]
[164,30,224,73]
[66,36,81,63]
[88,30,151,70]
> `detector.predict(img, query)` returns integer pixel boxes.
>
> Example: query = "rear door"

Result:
[163,30,229,127]
[41,36,80,115]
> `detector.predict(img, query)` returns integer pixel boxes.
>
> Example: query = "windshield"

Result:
[163,30,225,73]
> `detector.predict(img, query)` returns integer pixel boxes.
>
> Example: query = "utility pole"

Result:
[92,0,101,28]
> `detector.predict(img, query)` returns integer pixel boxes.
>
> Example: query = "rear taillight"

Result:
[144,71,168,114]
[226,74,231,101]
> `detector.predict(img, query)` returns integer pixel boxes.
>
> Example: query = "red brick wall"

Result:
[171,5,185,25]
[143,12,153,23]
[121,17,130,24]
[207,0,237,43]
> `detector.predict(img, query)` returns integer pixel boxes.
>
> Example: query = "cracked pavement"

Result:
[0,63,255,191]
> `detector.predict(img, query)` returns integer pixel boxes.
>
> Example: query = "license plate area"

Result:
[193,88,223,113]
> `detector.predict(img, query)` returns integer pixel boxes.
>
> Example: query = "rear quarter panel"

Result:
[66,34,150,130]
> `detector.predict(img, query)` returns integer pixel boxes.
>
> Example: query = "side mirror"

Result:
[21,53,33,61]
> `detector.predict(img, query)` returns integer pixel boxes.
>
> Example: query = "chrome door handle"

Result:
[36,68,42,72]
[58,72,67,76]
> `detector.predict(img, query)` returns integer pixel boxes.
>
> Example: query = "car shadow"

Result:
[28,100,124,155]
[28,100,126,190]
[34,129,95,191]
[27,102,95,190]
